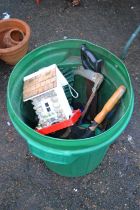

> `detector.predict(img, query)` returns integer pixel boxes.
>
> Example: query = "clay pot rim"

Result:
[0,18,31,54]
[6,28,25,44]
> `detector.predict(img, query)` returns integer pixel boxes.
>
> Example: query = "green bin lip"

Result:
[7,39,134,147]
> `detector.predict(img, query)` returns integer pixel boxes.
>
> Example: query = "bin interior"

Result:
[21,64,125,130]
[9,42,131,140]
[18,60,127,132]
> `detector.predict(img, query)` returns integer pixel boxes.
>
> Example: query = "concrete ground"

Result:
[0,0,140,209]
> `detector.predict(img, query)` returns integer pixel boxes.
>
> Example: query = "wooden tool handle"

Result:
[94,85,126,124]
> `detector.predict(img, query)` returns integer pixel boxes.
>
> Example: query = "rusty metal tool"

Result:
[74,66,104,123]
[81,44,103,119]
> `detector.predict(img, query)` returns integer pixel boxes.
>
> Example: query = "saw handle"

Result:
[81,44,97,70]
[81,44,103,72]
[94,85,126,124]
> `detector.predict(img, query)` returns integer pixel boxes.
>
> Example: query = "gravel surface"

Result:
[0,0,140,210]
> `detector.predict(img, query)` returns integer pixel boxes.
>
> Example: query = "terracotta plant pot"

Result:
[0,18,31,65]
[3,28,25,48]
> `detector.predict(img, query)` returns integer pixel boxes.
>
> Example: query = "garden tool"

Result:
[60,85,126,139]
[71,45,103,119]
[74,67,104,124]
[59,68,103,139]
[81,44,104,119]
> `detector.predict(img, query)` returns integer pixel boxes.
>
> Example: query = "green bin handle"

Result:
[28,141,78,165]
[27,140,109,165]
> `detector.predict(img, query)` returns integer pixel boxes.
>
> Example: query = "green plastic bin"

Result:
[7,39,134,177]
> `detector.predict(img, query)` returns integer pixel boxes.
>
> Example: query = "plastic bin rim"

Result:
[7,39,134,143]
